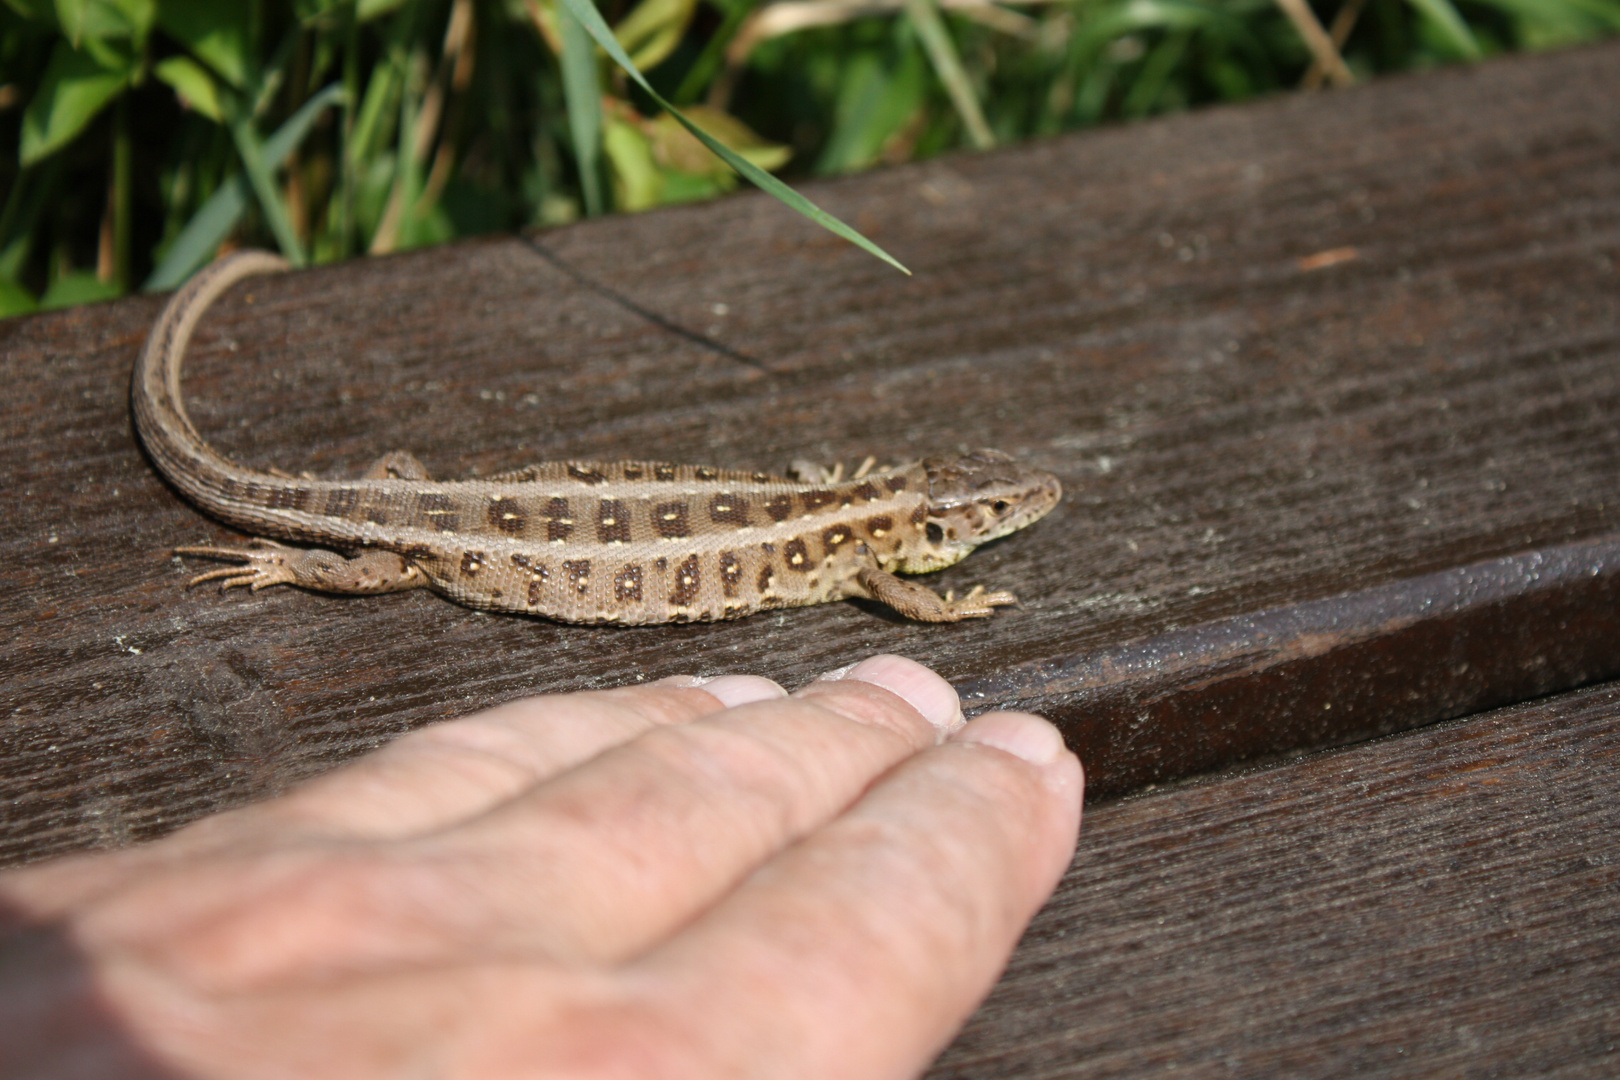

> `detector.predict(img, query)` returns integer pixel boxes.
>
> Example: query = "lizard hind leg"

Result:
[264,450,425,482]
[854,567,1018,622]
[176,539,428,595]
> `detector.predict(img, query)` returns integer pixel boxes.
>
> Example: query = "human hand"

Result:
[0,655,1082,1079]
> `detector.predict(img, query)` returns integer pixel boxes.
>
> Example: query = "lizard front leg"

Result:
[787,455,879,485]
[177,539,428,596]
[854,567,1018,622]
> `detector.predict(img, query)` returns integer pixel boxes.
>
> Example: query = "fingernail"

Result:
[820,654,963,732]
[698,675,788,708]
[655,674,708,688]
[657,674,787,708]
[952,711,1066,766]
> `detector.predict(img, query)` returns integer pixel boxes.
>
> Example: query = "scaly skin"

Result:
[134,251,1062,624]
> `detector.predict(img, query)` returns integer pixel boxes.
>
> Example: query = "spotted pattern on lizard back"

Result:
[133,251,1062,625]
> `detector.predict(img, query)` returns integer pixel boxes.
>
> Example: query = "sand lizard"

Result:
[133,250,1062,625]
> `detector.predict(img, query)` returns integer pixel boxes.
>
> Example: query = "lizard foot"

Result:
[175,539,302,592]
[175,540,429,596]
[787,455,880,485]
[940,585,1019,619]
[855,568,1019,622]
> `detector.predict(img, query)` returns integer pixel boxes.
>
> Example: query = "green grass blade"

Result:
[555,0,911,274]
[815,49,928,175]
[558,3,605,217]
[902,0,994,149]
[671,0,752,105]
[1465,0,1620,36]
[229,109,308,267]
[1557,0,1620,29]
[40,270,120,310]
[145,83,345,290]
[0,275,39,318]
[0,155,64,280]
[1122,29,1191,117]
[1405,0,1483,57]
[144,175,252,290]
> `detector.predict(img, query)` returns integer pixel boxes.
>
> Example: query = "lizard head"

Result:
[892,449,1062,573]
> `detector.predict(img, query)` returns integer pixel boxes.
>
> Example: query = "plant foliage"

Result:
[1,0,1615,313]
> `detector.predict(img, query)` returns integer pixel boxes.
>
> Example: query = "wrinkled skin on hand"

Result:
[0,655,1082,1080]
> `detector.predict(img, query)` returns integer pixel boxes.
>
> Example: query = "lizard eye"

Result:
[991,500,1010,515]
[926,523,944,544]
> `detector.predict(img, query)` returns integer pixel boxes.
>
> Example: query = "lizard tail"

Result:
[131,250,291,507]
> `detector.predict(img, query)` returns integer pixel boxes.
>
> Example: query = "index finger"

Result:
[195,675,788,846]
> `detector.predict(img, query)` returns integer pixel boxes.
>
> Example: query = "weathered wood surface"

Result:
[3,41,1620,863]
[933,679,1620,1079]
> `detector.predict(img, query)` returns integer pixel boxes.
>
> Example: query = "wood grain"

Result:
[3,42,1619,862]
[931,680,1620,1078]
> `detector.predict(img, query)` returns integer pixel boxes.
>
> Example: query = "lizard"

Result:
[132,249,1062,626]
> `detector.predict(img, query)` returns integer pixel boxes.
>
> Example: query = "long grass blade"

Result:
[902,0,995,149]
[555,0,911,274]
[1405,0,1483,57]
[145,84,345,291]
[671,0,753,105]
[559,4,606,217]
[229,109,308,266]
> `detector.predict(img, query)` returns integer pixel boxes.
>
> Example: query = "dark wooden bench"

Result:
[3,39,1617,1075]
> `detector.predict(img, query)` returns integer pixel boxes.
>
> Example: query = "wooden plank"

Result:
[3,42,1620,863]
[930,680,1620,1079]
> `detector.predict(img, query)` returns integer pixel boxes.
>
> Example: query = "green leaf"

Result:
[156,0,252,87]
[606,107,790,211]
[145,83,346,290]
[603,116,660,211]
[19,38,133,165]
[0,276,39,318]
[558,1,605,216]
[358,0,410,20]
[3,0,59,25]
[646,105,790,176]
[614,0,696,72]
[1464,0,1620,45]
[53,0,152,44]
[1404,0,1483,58]
[40,269,120,309]
[153,54,223,120]
[816,50,927,175]
[556,0,910,274]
